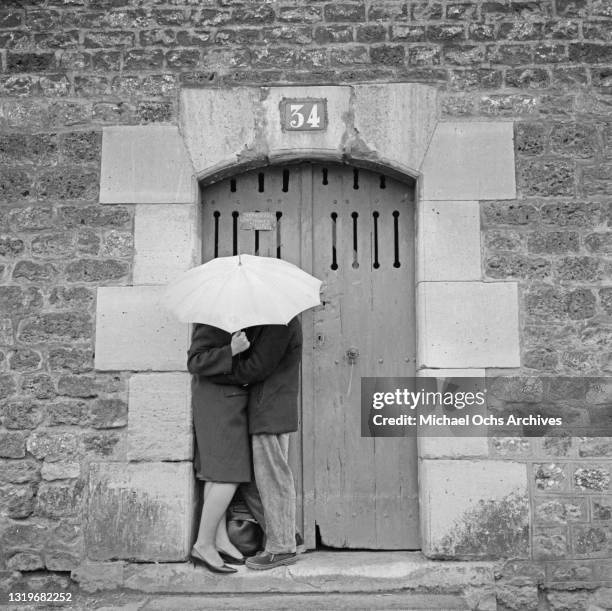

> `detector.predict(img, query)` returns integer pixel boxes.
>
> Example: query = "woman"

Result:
[186,323,251,574]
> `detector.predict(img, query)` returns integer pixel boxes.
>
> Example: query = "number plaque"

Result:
[280,98,327,131]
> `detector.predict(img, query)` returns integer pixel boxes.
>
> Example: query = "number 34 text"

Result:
[281,99,328,132]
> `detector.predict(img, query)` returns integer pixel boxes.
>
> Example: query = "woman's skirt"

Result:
[192,385,253,483]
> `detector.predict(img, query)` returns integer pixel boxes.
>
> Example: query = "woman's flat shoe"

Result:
[191,547,237,574]
[218,549,245,565]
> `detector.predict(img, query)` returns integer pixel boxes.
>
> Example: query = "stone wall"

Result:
[0,123,133,573]
[481,116,612,604]
[0,0,611,607]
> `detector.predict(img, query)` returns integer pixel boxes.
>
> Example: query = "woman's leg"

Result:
[215,512,244,559]
[193,481,238,566]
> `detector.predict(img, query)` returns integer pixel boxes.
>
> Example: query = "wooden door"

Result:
[309,164,418,549]
[201,167,308,535]
[201,163,418,550]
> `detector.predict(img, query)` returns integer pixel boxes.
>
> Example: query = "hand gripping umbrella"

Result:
[163,254,322,333]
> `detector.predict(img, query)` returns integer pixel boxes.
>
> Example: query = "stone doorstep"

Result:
[74,552,496,597]
[96,591,474,610]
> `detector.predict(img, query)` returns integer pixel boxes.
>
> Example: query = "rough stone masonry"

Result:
[0,1,611,610]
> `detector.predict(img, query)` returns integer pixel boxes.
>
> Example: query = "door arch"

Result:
[201,162,419,549]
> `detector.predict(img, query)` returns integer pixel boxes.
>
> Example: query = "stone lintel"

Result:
[182,84,440,180]
[352,83,439,174]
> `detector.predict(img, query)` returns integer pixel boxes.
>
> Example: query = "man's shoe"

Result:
[245,551,297,570]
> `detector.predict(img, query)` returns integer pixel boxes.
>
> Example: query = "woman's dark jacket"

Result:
[189,318,303,435]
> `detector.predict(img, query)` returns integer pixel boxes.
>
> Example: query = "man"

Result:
[211,316,302,569]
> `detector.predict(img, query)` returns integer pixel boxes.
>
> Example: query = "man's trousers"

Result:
[240,432,296,554]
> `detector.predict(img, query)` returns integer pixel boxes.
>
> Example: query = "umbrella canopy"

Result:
[163,254,322,333]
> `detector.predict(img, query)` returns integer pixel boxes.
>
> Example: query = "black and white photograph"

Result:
[0,0,611,609]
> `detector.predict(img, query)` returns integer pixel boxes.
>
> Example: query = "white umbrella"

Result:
[163,255,322,333]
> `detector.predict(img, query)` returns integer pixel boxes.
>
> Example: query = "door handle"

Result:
[346,347,359,364]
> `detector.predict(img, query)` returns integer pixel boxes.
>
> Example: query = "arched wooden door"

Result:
[201,163,419,549]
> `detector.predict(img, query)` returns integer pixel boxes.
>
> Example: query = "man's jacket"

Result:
[212,317,302,434]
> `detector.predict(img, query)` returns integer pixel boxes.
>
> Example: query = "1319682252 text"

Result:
[8,592,73,603]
